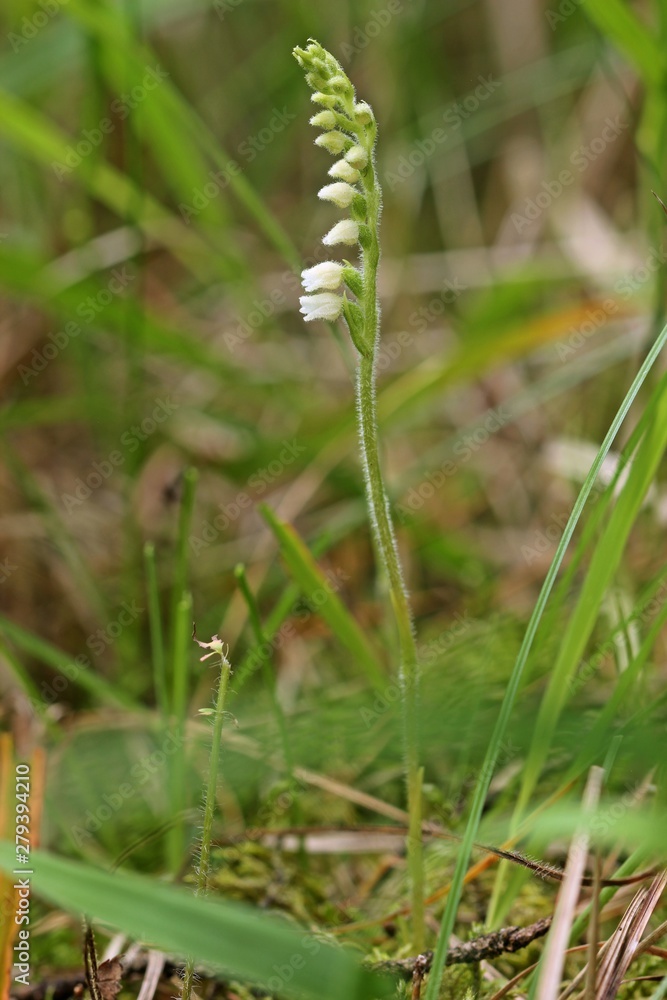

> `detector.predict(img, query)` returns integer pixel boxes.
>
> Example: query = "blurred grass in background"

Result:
[1,0,667,978]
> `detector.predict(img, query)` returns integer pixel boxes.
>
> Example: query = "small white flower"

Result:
[328,159,361,184]
[322,219,360,246]
[299,292,344,322]
[301,261,345,292]
[318,182,356,208]
[314,131,348,154]
[310,110,337,130]
[345,144,368,169]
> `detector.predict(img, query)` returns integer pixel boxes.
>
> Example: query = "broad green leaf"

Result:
[582,0,666,86]
[0,845,393,1000]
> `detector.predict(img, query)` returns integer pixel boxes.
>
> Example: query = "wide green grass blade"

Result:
[582,0,665,86]
[0,616,136,710]
[260,504,385,689]
[0,88,216,280]
[0,845,394,999]
[65,0,300,270]
[423,322,667,1000]
[514,374,667,821]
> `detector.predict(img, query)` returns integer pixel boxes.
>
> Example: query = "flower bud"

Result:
[301,261,345,292]
[318,182,357,208]
[345,145,368,169]
[314,131,349,155]
[311,92,339,108]
[322,219,360,246]
[310,110,337,130]
[328,159,361,184]
[353,101,374,125]
[299,292,344,322]
[329,75,352,96]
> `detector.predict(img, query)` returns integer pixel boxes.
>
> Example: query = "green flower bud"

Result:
[314,131,349,155]
[328,159,361,184]
[345,145,369,170]
[310,110,337,130]
[354,101,374,125]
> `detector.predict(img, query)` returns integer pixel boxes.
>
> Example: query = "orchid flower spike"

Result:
[293,39,379,356]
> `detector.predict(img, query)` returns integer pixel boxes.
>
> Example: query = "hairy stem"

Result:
[356,149,425,952]
[181,646,232,1000]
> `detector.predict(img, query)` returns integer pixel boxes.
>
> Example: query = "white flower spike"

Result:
[301,261,345,292]
[299,292,344,322]
[322,219,360,246]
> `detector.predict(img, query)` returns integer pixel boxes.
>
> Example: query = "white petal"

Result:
[299,292,344,322]
[314,131,348,154]
[345,144,368,169]
[328,159,361,184]
[301,261,345,292]
[318,182,356,208]
[322,220,360,246]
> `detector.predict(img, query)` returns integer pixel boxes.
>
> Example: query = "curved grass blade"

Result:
[0,845,394,1000]
[423,322,667,1000]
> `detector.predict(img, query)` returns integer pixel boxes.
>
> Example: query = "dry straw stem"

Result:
[537,766,604,1000]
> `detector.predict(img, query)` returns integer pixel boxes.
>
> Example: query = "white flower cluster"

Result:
[294,39,375,327]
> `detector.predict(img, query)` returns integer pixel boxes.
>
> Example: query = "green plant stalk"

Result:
[181,643,232,1000]
[144,541,167,717]
[293,39,425,949]
[356,153,425,951]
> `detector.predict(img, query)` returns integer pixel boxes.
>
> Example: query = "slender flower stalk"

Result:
[181,633,233,1000]
[293,39,425,950]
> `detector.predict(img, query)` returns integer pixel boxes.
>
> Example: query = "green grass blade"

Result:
[259,504,385,689]
[423,321,667,1000]
[144,542,167,717]
[582,0,665,86]
[0,845,394,999]
[0,616,136,710]
[515,374,667,821]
